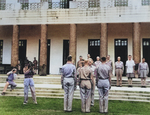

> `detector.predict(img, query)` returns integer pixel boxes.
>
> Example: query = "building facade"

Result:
[0,0,150,75]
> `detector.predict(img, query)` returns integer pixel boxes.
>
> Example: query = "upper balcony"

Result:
[0,0,150,25]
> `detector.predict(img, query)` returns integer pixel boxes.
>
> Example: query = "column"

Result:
[39,24,47,75]
[11,25,19,67]
[100,23,108,57]
[69,24,77,64]
[133,23,141,63]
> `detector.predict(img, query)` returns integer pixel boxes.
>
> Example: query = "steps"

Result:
[1,75,150,102]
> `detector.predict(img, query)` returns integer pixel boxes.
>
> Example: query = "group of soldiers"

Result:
[61,54,149,113]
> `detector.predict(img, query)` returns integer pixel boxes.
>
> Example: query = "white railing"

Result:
[0,0,150,10]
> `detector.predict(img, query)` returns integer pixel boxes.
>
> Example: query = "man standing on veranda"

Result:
[61,55,77,112]
[95,57,111,113]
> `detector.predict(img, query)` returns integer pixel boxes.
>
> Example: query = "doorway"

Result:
[88,39,100,62]
[143,39,150,77]
[19,40,27,73]
[63,40,69,65]
[115,39,128,76]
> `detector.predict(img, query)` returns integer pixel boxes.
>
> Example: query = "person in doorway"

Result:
[33,57,38,74]
[125,55,135,87]
[95,57,111,113]
[77,56,84,69]
[18,60,21,75]
[138,58,149,87]
[106,55,113,76]
[87,54,91,59]
[79,60,93,112]
[115,57,124,87]
[1,68,17,95]
[61,55,77,112]
[23,64,37,104]
[88,59,96,106]
[94,56,101,68]
[24,57,29,66]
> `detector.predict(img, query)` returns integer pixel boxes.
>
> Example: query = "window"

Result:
[89,39,100,46]
[142,0,150,5]
[18,0,29,3]
[115,39,127,46]
[114,0,128,7]
[0,40,3,64]
[0,0,6,10]
[143,41,149,46]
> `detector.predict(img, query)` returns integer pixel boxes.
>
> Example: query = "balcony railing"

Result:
[114,0,128,7]
[0,0,150,10]
[142,0,150,5]
[48,2,69,9]
[0,3,13,10]
[21,3,41,10]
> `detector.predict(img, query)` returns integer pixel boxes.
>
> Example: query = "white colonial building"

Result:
[0,0,150,75]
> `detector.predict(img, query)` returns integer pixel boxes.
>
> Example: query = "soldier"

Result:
[88,59,96,106]
[125,55,135,87]
[94,56,101,68]
[106,55,113,76]
[95,57,111,113]
[79,60,93,112]
[115,56,124,87]
[138,58,149,87]
[77,56,84,69]
[61,55,77,112]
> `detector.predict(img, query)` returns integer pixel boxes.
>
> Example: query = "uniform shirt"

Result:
[89,65,96,76]
[96,63,111,79]
[94,61,101,68]
[115,61,124,69]
[125,60,135,73]
[106,60,113,70]
[79,66,93,89]
[138,62,148,70]
[62,63,76,78]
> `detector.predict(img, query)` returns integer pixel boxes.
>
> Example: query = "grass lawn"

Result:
[0,96,150,115]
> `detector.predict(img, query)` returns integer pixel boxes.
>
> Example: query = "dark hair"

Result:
[101,57,106,62]
[142,58,145,59]
[128,55,131,56]
[79,56,82,57]
[67,55,72,61]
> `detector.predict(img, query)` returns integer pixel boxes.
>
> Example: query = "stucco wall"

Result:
[0,26,12,64]
[48,24,69,74]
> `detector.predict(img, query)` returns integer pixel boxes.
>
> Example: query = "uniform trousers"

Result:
[24,78,37,103]
[97,79,110,113]
[91,77,95,106]
[63,78,74,111]
[139,70,147,78]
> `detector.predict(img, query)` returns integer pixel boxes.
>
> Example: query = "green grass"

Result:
[0,96,150,115]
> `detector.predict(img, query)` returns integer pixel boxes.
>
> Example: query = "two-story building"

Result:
[0,0,150,75]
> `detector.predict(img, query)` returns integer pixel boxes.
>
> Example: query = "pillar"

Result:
[11,25,19,67]
[133,23,141,63]
[39,24,47,75]
[100,23,108,57]
[69,24,77,64]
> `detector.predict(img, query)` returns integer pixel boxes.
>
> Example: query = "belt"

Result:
[99,78,109,80]
[64,76,73,78]
[116,68,122,69]
[140,69,147,70]
[25,77,33,78]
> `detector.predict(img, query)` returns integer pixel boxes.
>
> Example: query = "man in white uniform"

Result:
[125,55,135,87]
